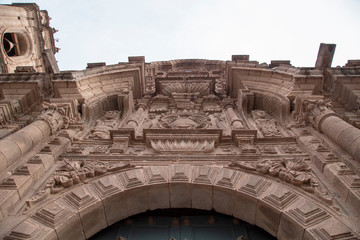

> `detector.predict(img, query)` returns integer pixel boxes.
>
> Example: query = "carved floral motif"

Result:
[232,158,333,204]
[26,159,131,207]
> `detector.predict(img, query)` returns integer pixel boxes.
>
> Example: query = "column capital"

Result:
[291,97,338,131]
[36,101,75,134]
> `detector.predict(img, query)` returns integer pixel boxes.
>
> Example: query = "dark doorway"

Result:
[90,209,276,240]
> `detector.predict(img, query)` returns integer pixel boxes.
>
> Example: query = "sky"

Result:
[1,0,360,71]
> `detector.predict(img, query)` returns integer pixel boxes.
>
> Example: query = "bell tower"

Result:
[0,3,59,73]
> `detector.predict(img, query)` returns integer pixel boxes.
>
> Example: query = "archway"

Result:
[3,165,355,240]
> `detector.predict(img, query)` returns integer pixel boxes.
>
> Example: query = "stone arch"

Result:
[3,165,358,240]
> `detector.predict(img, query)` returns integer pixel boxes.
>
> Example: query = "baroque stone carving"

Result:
[289,98,337,129]
[150,138,215,153]
[157,111,210,129]
[36,102,72,134]
[88,111,120,139]
[232,158,333,204]
[26,159,131,207]
[251,110,282,137]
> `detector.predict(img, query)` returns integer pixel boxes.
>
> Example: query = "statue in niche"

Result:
[88,111,119,139]
[251,110,282,137]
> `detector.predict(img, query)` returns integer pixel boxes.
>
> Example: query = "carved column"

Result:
[0,104,70,172]
[295,98,360,163]
[126,103,146,129]
[225,105,244,129]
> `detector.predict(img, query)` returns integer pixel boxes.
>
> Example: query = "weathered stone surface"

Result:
[62,185,106,239]
[31,200,85,240]
[0,6,359,238]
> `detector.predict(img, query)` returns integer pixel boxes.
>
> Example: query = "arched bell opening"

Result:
[90,209,277,240]
[1,31,31,58]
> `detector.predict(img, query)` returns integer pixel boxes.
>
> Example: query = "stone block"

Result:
[255,201,281,237]
[62,185,107,239]
[148,184,170,210]
[213,187,234,216]
[278,199,331,240]
[323,163,350,200]
[233,192,258,225]
[6,175,33,198]
[32,200,85,240]
[304,218,358,240]
[170,183,191,208]
[315,43,336,68]
[0,190,20,218]
[346,189,360,215]
[126,187,150,216]
[91,175,127,226]
[277,212,304,240]
[191,184,212,210]
[237,174,271,198]
[4,219,57,240]
[24,163,45,181]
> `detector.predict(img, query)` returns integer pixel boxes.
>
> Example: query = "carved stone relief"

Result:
[232,157,334,204]
[88,111,120,139]
[251,110,282,137]
[157,111,210,129]
[26,159,131,207]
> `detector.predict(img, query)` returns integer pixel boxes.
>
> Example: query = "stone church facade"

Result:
[0,3,359,240]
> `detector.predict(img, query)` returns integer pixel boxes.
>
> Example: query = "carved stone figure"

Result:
[252,110,282,137]
[89,111,119,139]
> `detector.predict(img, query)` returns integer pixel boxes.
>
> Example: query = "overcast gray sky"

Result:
[2,0,360,70]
